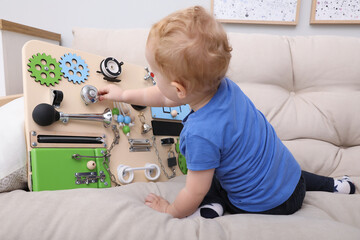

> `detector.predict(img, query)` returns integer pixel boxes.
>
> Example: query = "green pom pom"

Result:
[122,125,130,134]
[112,107,119,115]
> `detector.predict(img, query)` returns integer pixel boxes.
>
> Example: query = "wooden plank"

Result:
[0,93,22,107]
[0,19,61,42]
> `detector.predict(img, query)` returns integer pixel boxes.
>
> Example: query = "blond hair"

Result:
[147,6,232,93]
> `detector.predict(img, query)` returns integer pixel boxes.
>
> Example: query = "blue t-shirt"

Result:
[180,78,301,212]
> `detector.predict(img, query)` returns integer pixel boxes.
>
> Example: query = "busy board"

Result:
[22,40,187,191]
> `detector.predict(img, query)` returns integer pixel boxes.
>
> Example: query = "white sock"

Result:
[186,208,202,219]
[334,176,355,194]
[199,203,224,218]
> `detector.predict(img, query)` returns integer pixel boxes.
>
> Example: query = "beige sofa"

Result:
[0,28,359,239]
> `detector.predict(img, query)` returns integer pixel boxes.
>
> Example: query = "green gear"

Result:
[28,53,63,86]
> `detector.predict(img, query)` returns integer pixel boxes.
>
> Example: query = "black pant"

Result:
[201,170,334,215]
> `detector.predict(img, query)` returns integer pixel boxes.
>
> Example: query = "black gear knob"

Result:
[32,103,60,126]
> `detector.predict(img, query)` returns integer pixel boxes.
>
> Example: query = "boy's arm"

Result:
[145,169,214,218]
[98,84,179,107]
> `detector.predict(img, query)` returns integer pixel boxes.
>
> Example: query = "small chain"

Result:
[102,153,120,187]
[107,125,120,153]
[152,136,176,179]
[138,112,146,124]
[102,125,121,186]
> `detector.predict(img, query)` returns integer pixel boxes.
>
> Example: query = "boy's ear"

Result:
[171,81,187,99]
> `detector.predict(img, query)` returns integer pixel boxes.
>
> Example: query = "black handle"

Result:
[32,103,60,126]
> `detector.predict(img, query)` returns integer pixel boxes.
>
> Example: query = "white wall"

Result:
[0,30,59,96]
[0,0,359,47]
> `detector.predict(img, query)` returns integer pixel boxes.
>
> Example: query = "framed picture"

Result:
[211,0,301,25]
[310,0,360,24]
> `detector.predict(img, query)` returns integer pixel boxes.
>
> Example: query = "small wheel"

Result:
[100,57,123,78]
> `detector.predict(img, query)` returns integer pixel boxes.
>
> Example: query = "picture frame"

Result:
[211,0,301,25]
[310,0,360,24]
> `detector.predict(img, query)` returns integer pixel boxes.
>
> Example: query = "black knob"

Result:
[32,103,60,126]
[131,104,147,111]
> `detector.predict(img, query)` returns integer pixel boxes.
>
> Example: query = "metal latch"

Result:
[75,171,106,185]
[128,139,151,152]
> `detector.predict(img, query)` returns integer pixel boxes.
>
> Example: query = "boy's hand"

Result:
[97,84,124,102]
[145,193,170,214]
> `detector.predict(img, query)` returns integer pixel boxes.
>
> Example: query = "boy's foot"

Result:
[334,175,355,194]
[187,203,224,219]
[199,203,224,218]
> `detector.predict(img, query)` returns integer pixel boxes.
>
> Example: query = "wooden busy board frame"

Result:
[22,40,183,189]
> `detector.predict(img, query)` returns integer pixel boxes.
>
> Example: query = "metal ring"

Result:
[144,163,160,181]
[117,165,134,184]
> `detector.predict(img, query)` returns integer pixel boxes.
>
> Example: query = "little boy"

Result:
[98,6,355,219]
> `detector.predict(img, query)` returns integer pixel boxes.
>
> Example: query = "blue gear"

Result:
[59,53,89,84]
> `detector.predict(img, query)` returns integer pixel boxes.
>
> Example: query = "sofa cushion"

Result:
[1,176,360,240]
[0,97,27,192]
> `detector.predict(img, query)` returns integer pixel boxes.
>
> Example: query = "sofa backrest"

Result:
[72,28,149,67]
[227,33,360,177]
[72,28,360,178]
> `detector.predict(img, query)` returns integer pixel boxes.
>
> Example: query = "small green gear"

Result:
[28,53,63,86]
